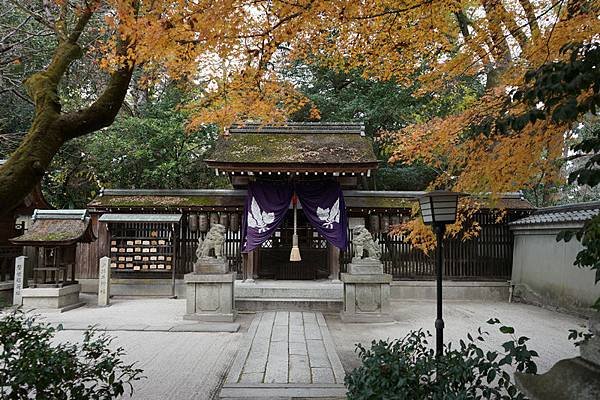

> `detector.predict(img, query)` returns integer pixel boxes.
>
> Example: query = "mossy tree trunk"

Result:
[0,8,133,215]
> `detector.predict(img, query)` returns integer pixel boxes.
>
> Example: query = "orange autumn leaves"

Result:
[89,0,599,246]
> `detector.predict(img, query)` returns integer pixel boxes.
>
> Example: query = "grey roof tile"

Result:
[510,202,600,226]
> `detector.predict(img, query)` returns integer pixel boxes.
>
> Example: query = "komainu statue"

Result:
[352,225,381,261]
[196,224,226,260]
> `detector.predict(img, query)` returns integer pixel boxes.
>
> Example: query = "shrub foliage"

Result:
[0,311,144,399]
[345,319,538,400]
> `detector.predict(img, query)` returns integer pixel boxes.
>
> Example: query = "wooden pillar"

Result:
[253,249,259,280]
[244,250,255,282]
[328,244,340,281]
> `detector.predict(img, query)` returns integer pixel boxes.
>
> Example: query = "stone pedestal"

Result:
[580,314,600,366]
[184,260,236,322]
[515,313,600,399]
[193,258,229,274]
[21,284,84,312]
[347,259,384,275]
[340,260,392,323]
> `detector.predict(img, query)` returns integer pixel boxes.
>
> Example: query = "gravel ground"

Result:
[326,299,586,374]
[27,295,587,399]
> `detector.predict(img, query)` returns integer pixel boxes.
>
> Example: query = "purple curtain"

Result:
[295,181,348,250]
[242,181,293,253]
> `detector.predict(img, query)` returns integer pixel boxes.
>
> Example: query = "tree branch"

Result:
[57,64,134,140]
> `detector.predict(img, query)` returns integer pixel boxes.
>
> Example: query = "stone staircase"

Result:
[220,311,347,399]
[235,280,343,312]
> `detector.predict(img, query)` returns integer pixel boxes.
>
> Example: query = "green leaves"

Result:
[567,328,594,347]
[499,326,515,335]
[345,319,539,400]
[0,310,144,399]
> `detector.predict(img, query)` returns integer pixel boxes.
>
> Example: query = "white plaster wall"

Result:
[512,230,600,310]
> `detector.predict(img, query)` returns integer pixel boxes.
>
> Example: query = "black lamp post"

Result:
[418,190,460,357]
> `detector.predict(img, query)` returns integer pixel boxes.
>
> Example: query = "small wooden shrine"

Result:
[10,209,95,288]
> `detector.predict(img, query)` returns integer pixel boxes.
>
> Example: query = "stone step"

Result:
[236,298,342,312]
[234,280,343,312]
[235,280,343,299]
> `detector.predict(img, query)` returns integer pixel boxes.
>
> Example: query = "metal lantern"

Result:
[209,212,219,227]
[198,213,209,232]
[380,214,390,233]
[230,213,240,232]
[369,214,380,233]
[417,190,461,357]
[219,213,229,229]
[188,214,198,232]
[418,191,460,225]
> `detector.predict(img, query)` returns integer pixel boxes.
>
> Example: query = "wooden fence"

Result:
[82,209,523,281]
[341,212,518,280]
[177,217,243,276]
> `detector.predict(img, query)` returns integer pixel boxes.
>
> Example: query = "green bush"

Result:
[0,310,144,399]
[345,319,538,400]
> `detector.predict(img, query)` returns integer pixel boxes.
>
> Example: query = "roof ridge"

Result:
[534,201,600,215]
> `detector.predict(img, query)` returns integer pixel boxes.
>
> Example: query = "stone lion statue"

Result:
[196,224,226,260]
[352,225,381,261]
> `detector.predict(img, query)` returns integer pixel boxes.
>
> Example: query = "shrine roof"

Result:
[205,123,378,173]
[10,209,96,246]
[89,189,246,209]
[88,189,534,212]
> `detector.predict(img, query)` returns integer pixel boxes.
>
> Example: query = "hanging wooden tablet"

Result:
[369,214,380,234]
[380,214,390,233]
[230,213,240,232]
[188,214,199,232]
[198,213,208,232]
[219,213,229,229]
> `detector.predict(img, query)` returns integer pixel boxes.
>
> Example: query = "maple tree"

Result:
[1,0,598,219]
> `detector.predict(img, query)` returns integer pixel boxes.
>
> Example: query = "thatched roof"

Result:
[10,210,96,246]
[205,123,378,173]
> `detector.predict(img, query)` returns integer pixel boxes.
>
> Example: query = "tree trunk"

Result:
[518,0,540,40]
[0,19,133,214]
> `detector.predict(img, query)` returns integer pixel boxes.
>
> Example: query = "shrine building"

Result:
[77,122,532,303]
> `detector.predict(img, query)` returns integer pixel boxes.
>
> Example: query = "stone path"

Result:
[220,311,346,399]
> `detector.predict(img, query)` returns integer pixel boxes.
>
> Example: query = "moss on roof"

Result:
[10,219,95,245]
[89,195,245,208]
[345,197,414,209]
[207,133,377,164]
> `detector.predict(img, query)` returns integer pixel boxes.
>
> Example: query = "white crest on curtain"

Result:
[317,198,340,229]
[247,197,275,233]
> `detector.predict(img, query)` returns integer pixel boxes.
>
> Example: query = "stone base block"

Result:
[581,336,600,366]
[341,273,392,323]
[340,311,393,323]
[21,284,84,312]
[183,311,237,322]
[581,314,600,365]
[515,357,600,400]
[348,260,384,275]
[194,259,229,274]
[185,273,236,322]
